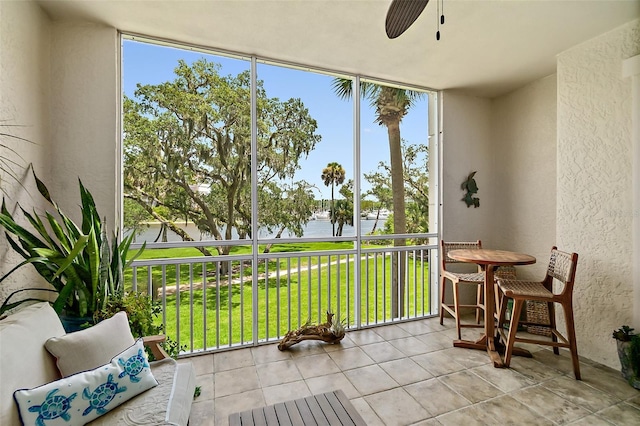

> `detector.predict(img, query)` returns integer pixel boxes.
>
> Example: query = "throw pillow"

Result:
[14,339,157,425]
[45,311,135,377]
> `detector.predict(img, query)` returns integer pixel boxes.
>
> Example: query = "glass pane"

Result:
[360,81,430,241]
[255,63,354,239]
[123,40,251,250]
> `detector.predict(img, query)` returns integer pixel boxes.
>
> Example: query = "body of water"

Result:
[133,218,384,243]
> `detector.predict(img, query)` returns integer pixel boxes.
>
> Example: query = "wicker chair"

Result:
[497,247,580,379]
[438,240,488,340]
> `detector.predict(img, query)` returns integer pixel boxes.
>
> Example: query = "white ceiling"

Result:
[37,0,640,98]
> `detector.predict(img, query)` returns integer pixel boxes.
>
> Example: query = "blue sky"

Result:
[123,40,429,200]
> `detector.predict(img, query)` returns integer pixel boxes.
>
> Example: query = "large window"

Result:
[359,80,430,239]
[123,40,251,253]
[123,38,433,246]
[254,62,353,240]
[121,36,438,352]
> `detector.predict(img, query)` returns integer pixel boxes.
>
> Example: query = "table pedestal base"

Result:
[453,334,533,368]
[446,249,537,369]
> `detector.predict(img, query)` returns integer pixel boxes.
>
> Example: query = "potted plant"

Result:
[612,325,640,389]
[95,291,184,360]
[0,168,145,330]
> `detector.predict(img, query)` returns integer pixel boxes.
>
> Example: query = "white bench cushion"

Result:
[89,358,196,426]
[14,339,158,425]
[0,302,65,426]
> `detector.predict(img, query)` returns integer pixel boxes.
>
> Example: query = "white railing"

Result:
[128,236,437,356]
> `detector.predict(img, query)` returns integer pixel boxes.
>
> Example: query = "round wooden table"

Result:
[448,249,536,368]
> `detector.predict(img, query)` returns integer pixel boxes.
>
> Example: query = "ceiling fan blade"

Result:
[385,0,430,39]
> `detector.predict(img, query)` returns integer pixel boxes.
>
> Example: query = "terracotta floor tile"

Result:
[511,384,590,424]
[328,346,375,370]
[344,364,399,395]
[360,341,406,363]
[364,387,431,425]
[294,352,341,379]
[214,389,265,426]
[404,378,471,417]
[388,336,434,357]
[379,357,434,386]
[200,317,636,425]
[350,397,385,426]
[438,370,504,404]
[261,379,311,406]
[255,359,302,387]
[214,365,260,397]
[541,376,622,412]
[305,371,360,398]
[471,363,537,392]
[596,402,640,425]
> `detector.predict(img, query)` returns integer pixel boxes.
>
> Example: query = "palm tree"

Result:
[333,199,353,236]
[321,162,346,237]
[333,79,424,318]
[334,180,354,237]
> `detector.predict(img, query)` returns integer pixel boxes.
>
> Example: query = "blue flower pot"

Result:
[59,314,94,333]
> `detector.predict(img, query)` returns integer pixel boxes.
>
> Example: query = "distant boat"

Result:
[366,209,391,220]
[314,211,331,220]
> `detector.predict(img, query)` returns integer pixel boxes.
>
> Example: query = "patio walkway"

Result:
[181,317,640,425]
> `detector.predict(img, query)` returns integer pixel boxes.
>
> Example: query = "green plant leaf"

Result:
[3,235,64,287]
[0,207,48,251]
[0,288,59,314]
[32,247,64,259]
[45,212,73,253]
[61,262,90,316]
[76,280,89,317]
[1,172,145,318]
[79,179,99,235]
[122,236,146,269]
[1,297,48,315]
[32,168,54,204]
[2,232,30,259]
[99,225,112,300]
[49,235,89,280]
[20,207,56,247]
[52,281,76,313]
[85,223,100,308]
[111,240,123,294]
[0,257,47,283]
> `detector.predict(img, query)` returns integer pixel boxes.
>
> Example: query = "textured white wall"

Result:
[441,91,494,245]
[440,92,494,304]
[557,20,640,368]
[0,9,119,310]
[490,75,557,280]
[49,23,119,229]
[0,1,53,304]
[623,54,640,336]
[441,81,557,300]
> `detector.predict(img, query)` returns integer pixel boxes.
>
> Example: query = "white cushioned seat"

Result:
[90,359,196,425]
[0,302,196,426]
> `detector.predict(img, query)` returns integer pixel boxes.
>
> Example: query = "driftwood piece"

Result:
[277,312,345,351]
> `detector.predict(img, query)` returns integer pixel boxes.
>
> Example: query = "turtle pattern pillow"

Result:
[13,339,157,425]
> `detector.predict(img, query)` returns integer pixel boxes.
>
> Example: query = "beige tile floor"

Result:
[180,317,640,425]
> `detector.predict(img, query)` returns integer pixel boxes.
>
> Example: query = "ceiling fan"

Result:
[385,0,445,40]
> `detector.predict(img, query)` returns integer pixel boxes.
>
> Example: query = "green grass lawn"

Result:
[127,242,432,352]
